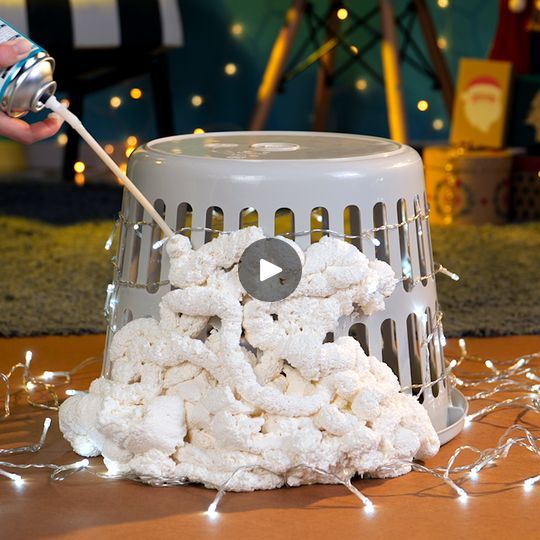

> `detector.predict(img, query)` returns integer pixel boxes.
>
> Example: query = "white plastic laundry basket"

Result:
[103,131,466,443]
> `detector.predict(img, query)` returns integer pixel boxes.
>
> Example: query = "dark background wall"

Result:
[58,0,498,145]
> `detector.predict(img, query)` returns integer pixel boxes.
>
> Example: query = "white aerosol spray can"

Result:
[0,17,56,117]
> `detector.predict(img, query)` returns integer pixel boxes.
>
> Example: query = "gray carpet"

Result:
[431,222,540,337]
[1,216,539,337]
[0,217,113,336]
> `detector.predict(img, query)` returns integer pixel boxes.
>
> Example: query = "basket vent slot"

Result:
[397,199,413,292]
[128,202,144,283]
[349,323,369,355]
[240,207,258,228]
[344,205,362,251]
[122,309,133,325]
[275,208,295,239]
[423,192,435,274]
[323,332,334,343]
[435,300,446,388]
[381,318,399,379]
[414,195,428,286]
[373,202,390,263]
[425,307,439,397]
[147,199,166,293]
[310,207,329,243]
[205,206,224,243]
[407,313,423,400]
[176,202,193,239]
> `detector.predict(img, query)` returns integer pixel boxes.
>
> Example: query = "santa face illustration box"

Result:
[450,58,513,149]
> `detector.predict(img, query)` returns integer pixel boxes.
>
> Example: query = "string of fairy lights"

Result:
[1,332,539,514]
[1,210,539,511]
[56,0,454,185]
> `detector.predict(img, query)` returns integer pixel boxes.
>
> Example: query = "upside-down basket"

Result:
[103,131,467,443]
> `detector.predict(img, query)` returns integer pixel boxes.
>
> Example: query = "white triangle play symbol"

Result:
[259,258,282,282]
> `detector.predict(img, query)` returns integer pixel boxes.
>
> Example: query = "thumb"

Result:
[0,38,32,68]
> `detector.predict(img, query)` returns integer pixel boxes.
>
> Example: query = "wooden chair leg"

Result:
[150,53,175,137]
[62,91,83,182]
[379,0,408,143]
[249,0,307,130]
[413,0,454,115]
[312,1,340,131]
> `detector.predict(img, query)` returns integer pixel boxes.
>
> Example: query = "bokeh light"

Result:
[191,95,203,107]
[355,79,367,91]
[224,63,237,76]
[110,96,122,109]
[73,161,85,173]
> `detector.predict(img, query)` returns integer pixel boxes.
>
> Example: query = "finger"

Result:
[0,38,33,67]
[0,113,63,144]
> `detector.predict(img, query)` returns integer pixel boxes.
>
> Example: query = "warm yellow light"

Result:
[437,0,449,7]
[350,45,359,55]
[57,133,68,146]
[417,99,429,112]
[537,170,540,179]
[74,173,85,187]
[60,98,70,108]
[193,128,205,134]
[104,144,114,155]
[355,78,367,91]
[191,95,203,107]
[437,36,447,49]
[116,163,127,185]
[110,96,122,109]
[432,118,444,130]
[125,146,135,158]
[130,88,143,100]
[126,135,138,147]
[337,7,348,20]
[224,63,237,76]
[231,23,244,36]
[73,161,86,173]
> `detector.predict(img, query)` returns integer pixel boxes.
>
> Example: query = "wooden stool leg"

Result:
[62,91,83,182]
[413,0,454,115]
[249,0,307,130]
[312,1,340,131]
[379,0,408,143]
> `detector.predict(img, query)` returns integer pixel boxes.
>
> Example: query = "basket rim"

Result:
[140,131,410,163]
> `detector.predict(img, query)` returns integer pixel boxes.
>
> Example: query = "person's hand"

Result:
[0,37,63,144]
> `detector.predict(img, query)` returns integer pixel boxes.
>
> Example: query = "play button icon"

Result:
[238,238,302,302]
[260,259,282,282]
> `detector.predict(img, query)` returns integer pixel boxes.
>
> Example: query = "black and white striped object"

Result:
[1,0,183,49]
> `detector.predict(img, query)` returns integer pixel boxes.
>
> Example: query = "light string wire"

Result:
[0,416,90,484]
[2,218,539,505]
[205,464,375,515]
[1,340,539,506]
[0,350,99,418]
[111,205,428,250]
[204,346,540,512]
[103,207,458,319]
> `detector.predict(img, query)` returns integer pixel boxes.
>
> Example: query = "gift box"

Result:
[508,74,540,147]
[510,155,540,221]
[424,146,514,225]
